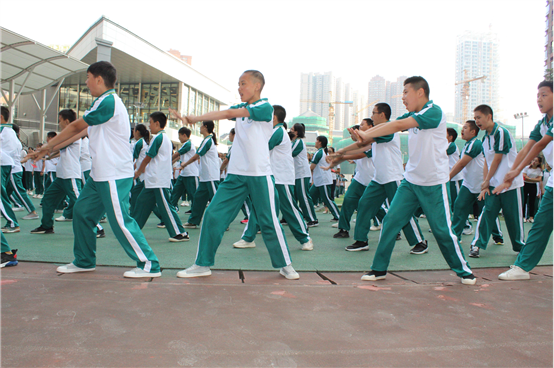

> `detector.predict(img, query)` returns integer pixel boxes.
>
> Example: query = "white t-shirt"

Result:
[447,142,464,182]
[83,89,135,181]
[528,116,552,187]
[371,131,404,185]
[196,135,220,182]
[523,166,543,181]
[228,98,273,176]
[44,157,58,173]
[291,139,311,179]
[132,138,148,182]
[353,150,375,187]
[311,148,333,187]
[144,131,172,189]
[269,123,295,185]
[400,101,450,186]
[0,125,17,167]
[57,140,81,179]
[460,137,485,194]
[80,137,92,173]
[11,142,23,174]
[178,140,199,177]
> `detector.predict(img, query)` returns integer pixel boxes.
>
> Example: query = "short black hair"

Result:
[465,120,479,135]
[1,106,9,122]
[288,131,295,141]
[150,111,167,129]
[447,127,458,141]
[12,123,19,135]
[374,102,391,120]
[293,123,305,138]
[538,80,553,92]
[58,109,77,123]
[87,61,117,89]
[243,70,265,91]
[361,118,374,127]
[47,131,57,139]
[273,105,286,123]
[178,127,191,138]
[351,125,360,131]
[317,135,328,147]
[230,128,235,135]
[474,104,493,120]
[404,76,430,99]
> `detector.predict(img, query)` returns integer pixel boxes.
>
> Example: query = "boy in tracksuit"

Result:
[469,105,525,258]
[170,70,299,280]
[0,107,20,233]
[132,112,189,242]
[350,77,475,285]
[170,127,199,209]
[233,105,314,251]
[30,61,161,278]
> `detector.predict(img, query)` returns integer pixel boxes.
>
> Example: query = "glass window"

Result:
[181,85,189,115]
[189,89,196,115]
[78,85,92,118]
[197,93,203,115]
[204,95,209,115]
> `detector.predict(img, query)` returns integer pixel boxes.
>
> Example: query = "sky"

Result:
[1,0,550,136]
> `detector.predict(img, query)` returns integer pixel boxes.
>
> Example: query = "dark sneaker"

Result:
[410,240,428,255]
[30,226,54,234]
[169,233,190,242]
[461,274,477,285]
[469,246,480,258]
[396,233,402,241]
[330,218,339,222]
[345,241,369,251]
[96,229,106,238]
[333,229,349,238]
[493,237,504,245]
[280,218,288,226]
[361,270,386,281]
[307,220,319,228]
[157,222,166,229]
[1,249,18,268]
[185,210,192,214]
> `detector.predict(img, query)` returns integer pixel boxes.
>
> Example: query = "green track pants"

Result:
[295,177,317,222]
[471,187,524,252]
[41,178,81,229]
[371,180,472,277]
[187,181,219,226]
[7,172,35,213]
[132,187,186,238]
[514,187,553,271]
[243,184,309,244]
[1,166,18,228]
[170,176,198,208]
[195,174,291,269]
[1,232,9,252]
[33,171,44,195]
[71,177,160,272]
[309,184,340,219]
[354,180,424,245]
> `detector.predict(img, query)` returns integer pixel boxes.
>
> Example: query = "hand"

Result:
[133,170,140,180]
[492,182,510,195]
[180,163,187,169]
[480,179,490,192]
[503,169,520,184]
[321,165,331,171]
[168,108,183,121]
[477,188,489,201]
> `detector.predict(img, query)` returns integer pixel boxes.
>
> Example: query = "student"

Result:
[335,103,426,253]
[32,144,44,198]
[469,104,524,258]
[0,106,20,233]
[290,123,318,226]
[449,120,504,242]
[5,124,39,220]
[24,147,35,194]
[170,127,199,210]
[495,80,553,280]
[132,112,189,242]
[447,127,464,211]
[180,121,220,229]
[42,132,59,193]
[522,156,543,222]
[349,77,475,284]
[310,136,340,221]
[170,70,299,280]
[29,61,161,278]
[233,105,313,251]
[129,124,150,214]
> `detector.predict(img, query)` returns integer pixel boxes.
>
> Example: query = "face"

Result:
[229,132,235,142]
[148,118,160,134]
[537,86,553,116]
[58,115,70,130]
[474,111,492,130]
[178,133,187,143]
[461,123,476,140]
[134,128,141,140]
[200,124,208,135]
[315,139,322,149]
[531,157,540,167]
[85,72,103,97]
[290,127,297,138]
[360,120,371,131]
[371,108,386,125]
[402,84,420,112]
[238,73,260,103]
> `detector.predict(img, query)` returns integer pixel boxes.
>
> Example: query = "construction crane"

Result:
[455,70,487,123]
[300,90,352,145]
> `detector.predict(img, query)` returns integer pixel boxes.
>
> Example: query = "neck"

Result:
[202,132,210,138]
[415,99,429,112]
[247,94,261,104]
[485,122,495,134]
[546,111,553,121]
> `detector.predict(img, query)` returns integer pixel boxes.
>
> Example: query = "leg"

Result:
[130,188,157,229]
[337,179,365,231]
[383,181,425,246]
[129,179,144,215]
[499,188,525,252]
[353,181,387,242]
[61,178,82,219]
[319,185,340,219]
[278,184,309,244]
[169,176,186,207]
[296,177,317,222]
[40,179,68,229]
[187,181,218,225]
[155,187,185,238]
[471,190,502,250]
[451,186,476,240]
[1,166,18,228]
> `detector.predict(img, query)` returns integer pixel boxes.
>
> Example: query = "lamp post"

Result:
[514,112,528,146]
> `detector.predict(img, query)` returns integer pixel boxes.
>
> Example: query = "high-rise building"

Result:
[367,75,387,118]
[366,75,407,120]
[546,0,553,71]
[388,76,408,120]
[343,83,353,129]
[299,72,335,127]
[454,30,500,124]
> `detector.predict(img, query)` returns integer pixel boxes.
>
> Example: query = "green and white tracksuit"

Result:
[187,134,220,226]
[6,138,35,214]
[71,89,160,272]
[194,99,292,268]
[370,101,472,277]
[353,133,424,245]
[471,123,525,252]
[512,117,553,270]
[451,136,503,240]
[170,139,199,208]
[33,160,44,195]
[130,137,148,214]
[1,124,19,227]
[447,142,464,211]
[242,123,309,245]
[310,148,340,219]
[131,130,186,238]
[291,138,317,222]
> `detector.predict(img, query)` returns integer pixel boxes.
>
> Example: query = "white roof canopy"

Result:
[1,27,88,96]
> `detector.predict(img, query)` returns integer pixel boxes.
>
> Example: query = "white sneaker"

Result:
[36,194,43,199]
[462,224,474,235]
[233,239,256,248]
[301,238,314,251]
[280,264,299,280]
[54,209,64,214]
[331,223,338,228]
[56,263,95,273]
[12,207,24,212]
[22,213,40,220]
[315,206,326,213]
[55,215,72,222]
[370,224,381,231]
[180,201,189,207]
[123,267,161,278]
[183,222,197,229]
[176,264,211,278]
[498,265,530,280]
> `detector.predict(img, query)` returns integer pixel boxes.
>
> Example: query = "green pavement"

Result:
[5,197,552,272]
